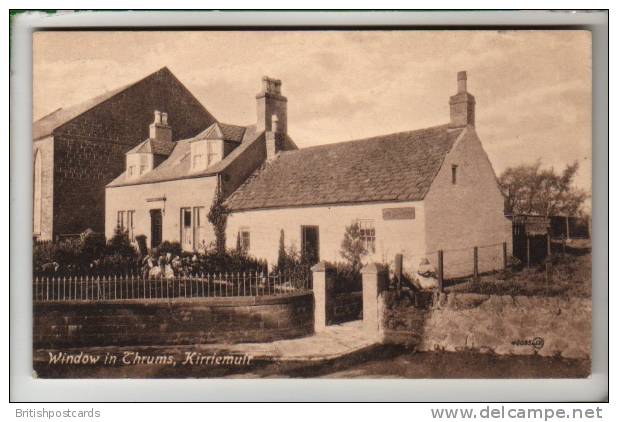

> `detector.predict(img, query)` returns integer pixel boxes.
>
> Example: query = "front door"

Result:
[150,209,163,249]
[301,225,320,265]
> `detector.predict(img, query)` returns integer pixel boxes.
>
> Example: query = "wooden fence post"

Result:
[502,242,508,271]
[437,250,444,292]
[473,246,479,283]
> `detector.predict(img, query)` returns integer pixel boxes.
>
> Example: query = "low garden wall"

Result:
[34,292,314,348]
[382,292,591,359]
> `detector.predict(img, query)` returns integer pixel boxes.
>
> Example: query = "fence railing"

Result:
[33,271,312,302]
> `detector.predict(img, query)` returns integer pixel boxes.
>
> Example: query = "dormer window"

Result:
[207,141,220,165]
[124,110,174,180]
[192,154,204,169]
[191,139,223,171]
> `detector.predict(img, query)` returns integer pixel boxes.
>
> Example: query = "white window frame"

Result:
[356,219,376,254]
[239,227,251,253]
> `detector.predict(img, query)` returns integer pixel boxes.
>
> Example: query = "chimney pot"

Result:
[449,71,475,128]
[150,110,172,143]
[256,76,287,134]
[457,71,467,93]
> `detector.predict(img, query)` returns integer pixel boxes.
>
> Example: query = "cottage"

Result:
[105,76,297,250]
[33,67,216,240]
[105,71,511,277]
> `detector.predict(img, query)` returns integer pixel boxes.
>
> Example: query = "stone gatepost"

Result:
[311,261,332,333]
[361,263,389,340]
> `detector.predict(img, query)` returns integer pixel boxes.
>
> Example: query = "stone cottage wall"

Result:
[105,176,218,248]
[49,68,217,236]
[424,128,512,278]
[226,200,426,272]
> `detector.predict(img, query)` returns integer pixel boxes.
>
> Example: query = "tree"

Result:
[498,160,589,217]
[340,222,368,273]
[207,190,229,255]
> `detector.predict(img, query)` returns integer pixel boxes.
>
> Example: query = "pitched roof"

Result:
[127,137,175,156]
[198,122,246,143]
[32,66,215,140]
[107,125,264,187]
[33,83,131,140]
[225,124,465,211]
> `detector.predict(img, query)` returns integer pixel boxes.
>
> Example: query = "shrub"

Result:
[326,261,362,293]
[152,241,182,258]
[340,222,368,273]
[106,227,137,258]
[208,190,228,255]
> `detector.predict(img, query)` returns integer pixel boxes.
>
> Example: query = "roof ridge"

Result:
[281,123,451,154]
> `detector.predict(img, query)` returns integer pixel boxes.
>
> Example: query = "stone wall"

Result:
[50,67,217,236]
[382,292,591,359]
[34,293,314,348]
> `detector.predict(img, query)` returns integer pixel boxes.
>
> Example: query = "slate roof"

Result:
[199,122,247,143]
[225,124,465,211]
[107,123,264,187]
[127,137,175,156]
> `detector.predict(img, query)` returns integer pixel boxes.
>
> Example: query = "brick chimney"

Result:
[149,110,172,143]
[266,115,283,161]
[256,76,287,134]
[449,71,475,129]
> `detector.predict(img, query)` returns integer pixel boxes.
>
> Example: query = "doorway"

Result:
[301,225,320,265]
[150,209,162,249]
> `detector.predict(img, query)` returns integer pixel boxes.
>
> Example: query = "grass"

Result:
[445,252,591,298]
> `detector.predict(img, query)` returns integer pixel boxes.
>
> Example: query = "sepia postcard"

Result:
[31,30,592,379]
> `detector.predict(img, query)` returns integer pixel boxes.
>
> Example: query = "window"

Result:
[192,154,203,170]
[117,211,125,229]
[126,210,135,241]
[116,210,135,240]
[140,165,147,175]
[357,219,376,253]
[239,228,250,253]
[33,149,42,235]
[207,141,219,165]
[452,164,458,184]
[128,166,135,177]
[193,207,206,250]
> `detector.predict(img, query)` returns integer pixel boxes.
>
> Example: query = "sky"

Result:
[33,31,592,192]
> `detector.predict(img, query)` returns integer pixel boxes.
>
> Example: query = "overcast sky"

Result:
[33,31,592,191]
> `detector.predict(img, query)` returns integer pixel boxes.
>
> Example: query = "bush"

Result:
[106,227,137,258]
[152,241,182,258]
[340,222,368,273]
[33,228,139,276]
[326,261,362,293]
